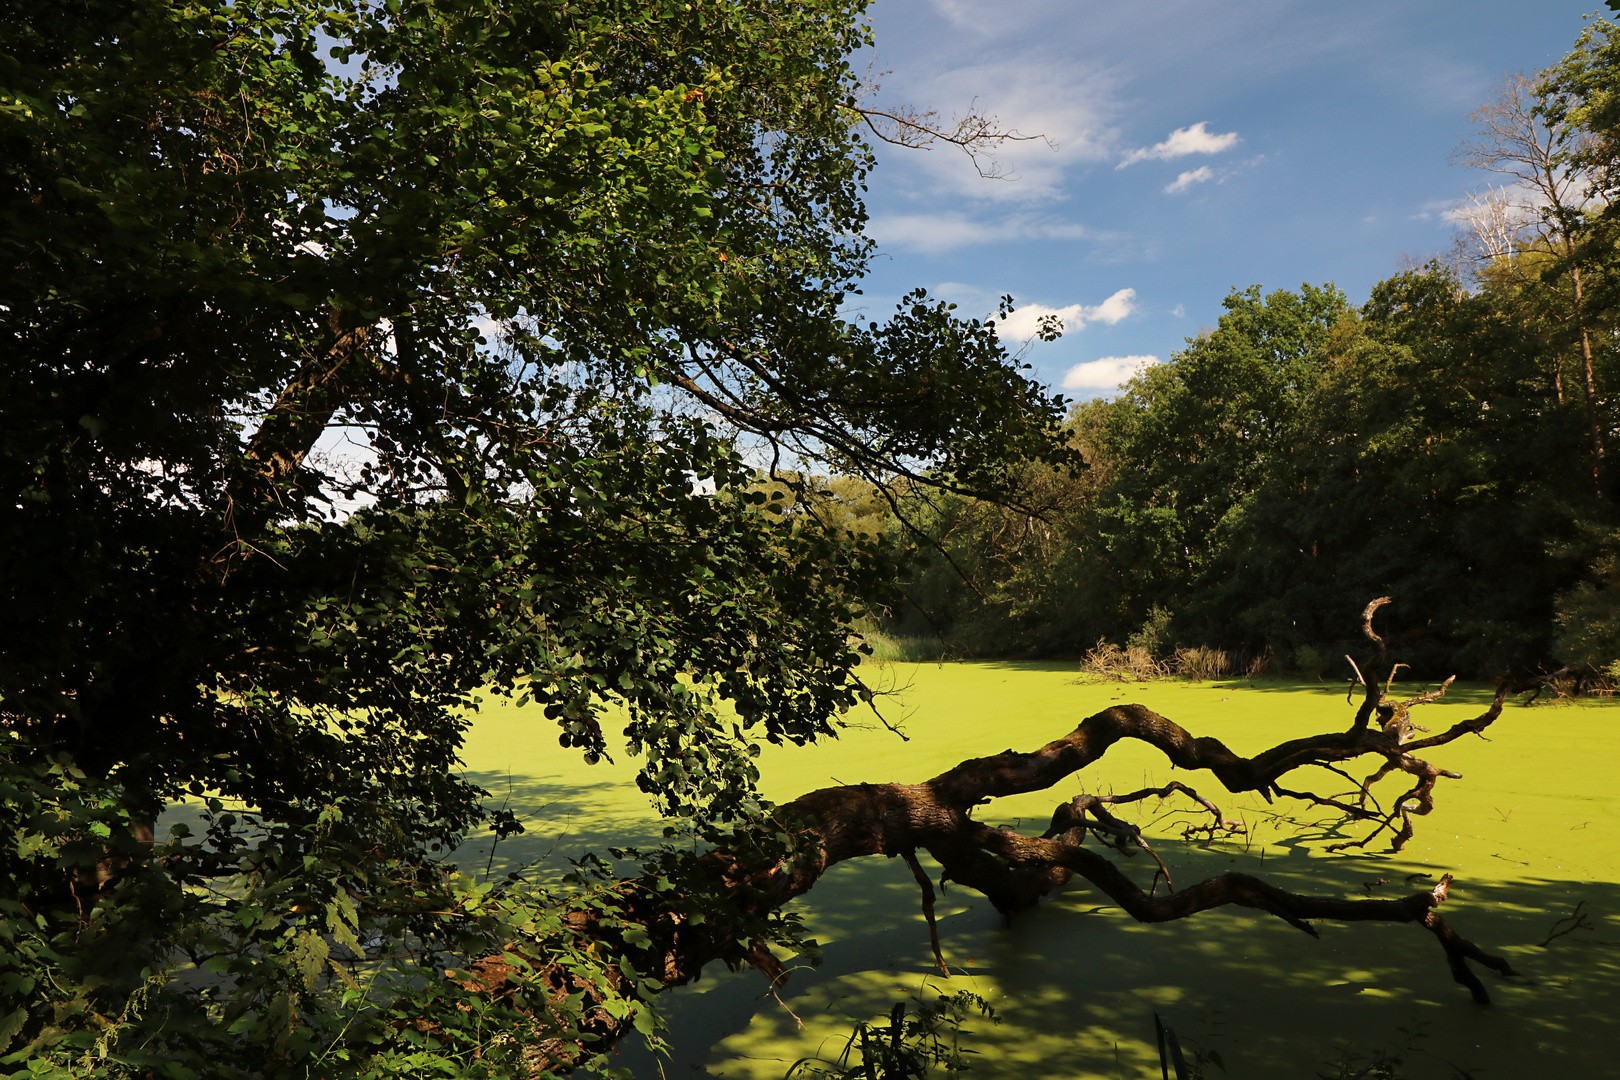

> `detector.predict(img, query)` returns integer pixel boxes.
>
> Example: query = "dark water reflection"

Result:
[617,850,1620,1079]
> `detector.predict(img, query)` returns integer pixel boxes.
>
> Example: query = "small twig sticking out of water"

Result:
[769,984,805,1029]
[1538,901,1595,948]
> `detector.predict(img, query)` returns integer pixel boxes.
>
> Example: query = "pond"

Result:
[456,662,1620,1079]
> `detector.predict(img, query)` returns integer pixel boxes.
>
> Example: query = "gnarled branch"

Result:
[482,668,1548,1072]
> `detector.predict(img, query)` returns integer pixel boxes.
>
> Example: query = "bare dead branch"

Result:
[1044,780,1244,846]
[851,98,1055,180]
[1537,901,1596,948]
[1360,597,1392,660]
[1271,783,1379,821]
[1344,654,1367,703]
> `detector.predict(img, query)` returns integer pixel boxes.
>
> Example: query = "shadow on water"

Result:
[929,660,1085,674]
[453,771,670,885]
[612,841,1620,1080]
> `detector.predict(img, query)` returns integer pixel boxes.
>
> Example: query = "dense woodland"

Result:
[880,262,1620,680]
[6,1,1620,1078]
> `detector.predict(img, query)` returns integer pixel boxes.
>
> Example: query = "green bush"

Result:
[1293,643,1332,680]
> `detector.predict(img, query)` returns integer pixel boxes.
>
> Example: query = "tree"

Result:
[0,3,1541,1078]
[1,0,1067,1073]
[1082,284,1352,636]
[877,453,1104,658]
[1511,17,1620,675]
[1453,72,1612,492]
[1226,268,1599,675]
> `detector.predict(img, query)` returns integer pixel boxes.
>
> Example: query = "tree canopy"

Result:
[886,261,1617,677]
[1,1,1067,1074]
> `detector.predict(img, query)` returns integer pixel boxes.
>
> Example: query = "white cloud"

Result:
[1171,304,1186,318]
[1163,166,1214,194]
[471,315,507,342]
[994,288,1137,343]
[306,426,379,518]
[996,304,1076,343]
[1061,355,1160,391]
[1119,122,1240,168]
[1085,288,1137,325]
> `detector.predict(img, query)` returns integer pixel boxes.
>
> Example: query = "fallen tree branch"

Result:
[478,667,1552,1071]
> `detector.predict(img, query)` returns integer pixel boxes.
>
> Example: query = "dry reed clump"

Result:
[1080,640,1168,681]
[1537,661,1619,699]
[1244,646,1280,678]
[1081,641,1279,683]
[1173,645,1231,682]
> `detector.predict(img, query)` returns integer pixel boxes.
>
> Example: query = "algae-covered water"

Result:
[456,663,1620,1079]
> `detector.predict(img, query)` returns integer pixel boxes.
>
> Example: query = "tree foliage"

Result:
[0,1,1068,1075]
[891,264,1616,678]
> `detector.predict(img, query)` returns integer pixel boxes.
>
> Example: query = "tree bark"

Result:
[1571,266,1606,498]
[223,319,374,547]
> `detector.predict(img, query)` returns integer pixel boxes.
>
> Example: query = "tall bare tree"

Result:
[1455,73,1610,492]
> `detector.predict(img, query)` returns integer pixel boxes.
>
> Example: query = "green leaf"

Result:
[291,931,329,991]
[0,1008,26,1053]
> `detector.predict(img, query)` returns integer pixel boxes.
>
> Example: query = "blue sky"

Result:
[852,1,1607,399]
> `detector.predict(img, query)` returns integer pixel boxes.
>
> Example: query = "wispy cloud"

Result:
[1060,354,1159,391]
[871,54,1124,204]
[1163,166,1214,194]
[995,289,1137,343]
[930,281,998,310]
[1119,122,1240,168]
[927,0,1002,31]
[868,211,1096,254]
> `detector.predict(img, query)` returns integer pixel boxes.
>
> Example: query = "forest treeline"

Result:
[854,260,1620,680]
[810,18,1620,682]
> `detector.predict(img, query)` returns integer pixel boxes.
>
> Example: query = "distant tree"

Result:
[1453,72,1611,490]
[1523,15,1620,670]
[1082,283,1351,640]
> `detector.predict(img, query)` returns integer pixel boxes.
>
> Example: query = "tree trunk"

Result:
[1572,267,1606,497]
